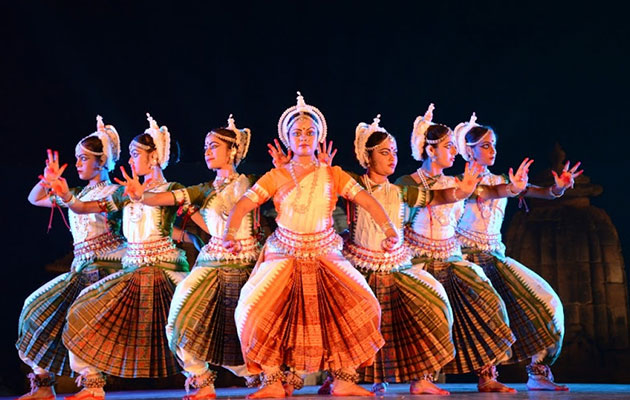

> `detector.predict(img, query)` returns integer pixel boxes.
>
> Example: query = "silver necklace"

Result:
[288,160,319,214]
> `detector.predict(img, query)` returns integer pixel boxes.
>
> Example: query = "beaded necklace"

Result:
[288,159,319,214]
[213,172,239,191]
[128,178,167,223]
[416,168,451,227]
[362,174,392,207]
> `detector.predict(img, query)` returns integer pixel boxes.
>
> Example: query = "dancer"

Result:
[223,92,398,398]
[17,117,126,400]
[396,104,525,393]
[124,115,260,400]
[52,114,189,400]
[454,113,581,391]
[344,115,485,395]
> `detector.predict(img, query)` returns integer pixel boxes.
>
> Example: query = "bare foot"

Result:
[478,378,517,393]
[410,380,450,395]
[247,381,285,399]
[183,385,217,400]
[63,388,105,400]
[331,380,374,396]
[16,386,55,400]
[527,376,569,391]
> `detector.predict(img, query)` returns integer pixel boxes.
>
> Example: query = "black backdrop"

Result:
[2,1,629,392]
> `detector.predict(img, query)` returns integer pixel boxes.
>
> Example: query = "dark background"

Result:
[2,1,629,393]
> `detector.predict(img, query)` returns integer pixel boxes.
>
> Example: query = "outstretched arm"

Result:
[522,161,583,199]
[476,158,534,200]
[428,161,483,205]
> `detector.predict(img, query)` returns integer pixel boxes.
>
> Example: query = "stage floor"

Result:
[4,383,629,400]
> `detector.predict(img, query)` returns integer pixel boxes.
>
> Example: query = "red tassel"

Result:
[47,200,71,233]
[518,195,530,213]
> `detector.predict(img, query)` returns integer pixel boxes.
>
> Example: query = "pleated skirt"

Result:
[235,248,384,374]
[358,265,455,383]
[465,250,564,364]
[63,262,188,378]
[167,261,252,368]
[414,256,516,374]
[17,259,122,376]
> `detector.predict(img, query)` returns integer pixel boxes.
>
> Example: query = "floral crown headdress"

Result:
[277,91,327,148]
[76,115,121,172]
[354,114,396,169]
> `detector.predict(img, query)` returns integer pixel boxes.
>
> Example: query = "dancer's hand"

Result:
[114,165,152,201]
[552,160,583,190]
[508,157,534,193]
[222,236,242,254]
[42,149,68,183]
[317,140,337,166]
[268,139,292,168]
[381,228,399,251]
[45,176,71,201]
[457,161,484,197]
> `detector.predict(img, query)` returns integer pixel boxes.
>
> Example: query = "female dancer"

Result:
[123,115,260,400]
[223,93,398,398]
[454,113,581,391]
[344,115,487,395]
[51,114,189,400]
[396,104,528,393]
[17,117,126,400]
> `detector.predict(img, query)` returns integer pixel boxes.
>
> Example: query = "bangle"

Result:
[63,194,77,206]
[549,185,563,198]
[130,193,145,203]
[379,220,396,234]
[452,186,463,202]
[506,183,520,197]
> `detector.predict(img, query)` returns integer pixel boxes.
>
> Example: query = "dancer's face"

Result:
[204,134,233,170]
[128,145,156,176]
[75,149,104,181]
[368,137,398,178]
[428,133,457,169]
[288,117,318,157]
[468,132,497,166]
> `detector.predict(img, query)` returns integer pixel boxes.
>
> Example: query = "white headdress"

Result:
[133,113,171,169]
[354,114,396,169]
[454,112,483,161]
[208,114,252,167]
[277,91,328,148]
[410,103,436,161]
[75,115,121,172]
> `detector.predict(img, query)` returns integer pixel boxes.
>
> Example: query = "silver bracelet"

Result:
[130,193,145,203]
[63,194,77,206]
[548,186,563,198]
[506,184,520,197]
